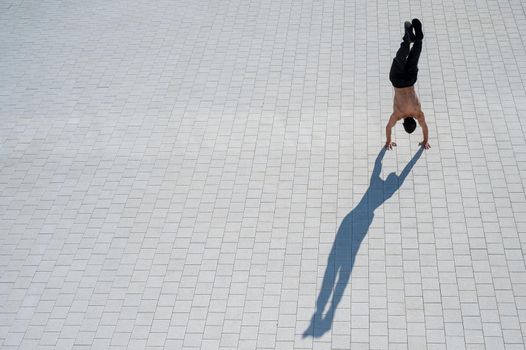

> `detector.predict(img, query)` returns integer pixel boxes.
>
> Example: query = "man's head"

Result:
[403,117,417,134]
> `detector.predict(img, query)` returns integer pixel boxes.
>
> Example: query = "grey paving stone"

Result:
[1,0,526,348]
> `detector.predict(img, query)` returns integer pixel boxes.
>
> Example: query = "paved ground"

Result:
[1,0,526,349]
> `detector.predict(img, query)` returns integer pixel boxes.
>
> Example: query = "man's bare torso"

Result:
[393,86,422,119]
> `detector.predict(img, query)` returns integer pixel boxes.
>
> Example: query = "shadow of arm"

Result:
[398,147,424,184]
[371,148,387,183]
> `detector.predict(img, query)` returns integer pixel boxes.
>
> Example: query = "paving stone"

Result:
[1,0,526,348]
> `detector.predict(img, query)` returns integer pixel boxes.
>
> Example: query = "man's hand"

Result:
[419,141,431,149]
[384,141,397,150]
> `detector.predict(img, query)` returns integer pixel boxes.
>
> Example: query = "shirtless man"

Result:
[385,18,431,150]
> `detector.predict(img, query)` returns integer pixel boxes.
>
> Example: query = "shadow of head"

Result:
[386,171,398,185]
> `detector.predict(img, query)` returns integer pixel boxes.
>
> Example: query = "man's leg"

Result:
[405,39,422,71]
[394,40,410,66]
[390,20,415,87]
[390,39,410,87]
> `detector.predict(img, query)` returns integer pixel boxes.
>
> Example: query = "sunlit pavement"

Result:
[1,0,526,348]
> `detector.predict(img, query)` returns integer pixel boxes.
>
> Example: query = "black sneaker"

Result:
[403,21,416,43]
[412,18,424,40]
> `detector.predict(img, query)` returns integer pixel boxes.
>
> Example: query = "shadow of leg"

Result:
[324,267,351,323]
[302,264,339,338]
[302,264,352,338]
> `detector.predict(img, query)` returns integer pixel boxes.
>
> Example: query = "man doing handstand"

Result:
[385,18,430,150]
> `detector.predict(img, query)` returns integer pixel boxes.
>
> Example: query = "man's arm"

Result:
[385,113,399,150]
[416,111,431,149]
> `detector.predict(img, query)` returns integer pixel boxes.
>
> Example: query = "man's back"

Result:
[393,86,422,117]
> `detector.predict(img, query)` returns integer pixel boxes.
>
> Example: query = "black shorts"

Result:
[389,59,418,88]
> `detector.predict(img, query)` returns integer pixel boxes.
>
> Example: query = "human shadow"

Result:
[303,147,424,338]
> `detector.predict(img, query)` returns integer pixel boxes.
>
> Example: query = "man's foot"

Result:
[404,21,416,43]
[412,18,424,40]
